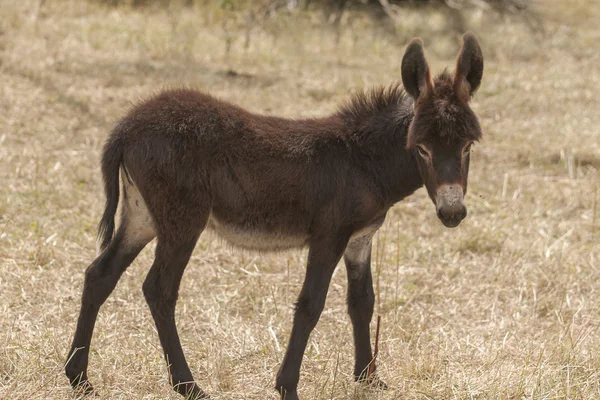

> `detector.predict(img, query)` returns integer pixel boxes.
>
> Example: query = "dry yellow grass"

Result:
[1,0,599,399]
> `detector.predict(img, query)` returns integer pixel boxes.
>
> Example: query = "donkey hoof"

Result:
[355,374,388,390]
[370,377,389,390]
[186,390,211,400]
[175,382,210,399]
[70,379,95,396]
[277,387,300,400]
[185,391,210,400]
[282,392,300,400]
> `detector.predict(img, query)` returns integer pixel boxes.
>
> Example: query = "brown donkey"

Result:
[65,33,483,400]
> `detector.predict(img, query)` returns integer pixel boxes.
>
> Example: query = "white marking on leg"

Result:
[345,223,382,278]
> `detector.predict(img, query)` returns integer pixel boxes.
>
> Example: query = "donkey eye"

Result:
[464,144,472,154]
[416,146,429,157]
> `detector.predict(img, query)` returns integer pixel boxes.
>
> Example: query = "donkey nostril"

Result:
[437,208,446,220]
[438,208,453,221]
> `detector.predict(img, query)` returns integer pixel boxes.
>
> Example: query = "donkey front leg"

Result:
[344,237,375,381]
[275,235,350,400]
[344,236,387,388]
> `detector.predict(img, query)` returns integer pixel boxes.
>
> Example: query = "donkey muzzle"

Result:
[435,184,467,228]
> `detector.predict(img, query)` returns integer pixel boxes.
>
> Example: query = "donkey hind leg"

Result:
[275,235,350,400]
[142,218,209,399]
[344,236,387,389]
[65,197,156,393]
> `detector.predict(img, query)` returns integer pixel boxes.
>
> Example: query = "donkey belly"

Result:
[206,215,310,251]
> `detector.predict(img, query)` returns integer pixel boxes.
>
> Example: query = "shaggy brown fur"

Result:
[65,32,484,400]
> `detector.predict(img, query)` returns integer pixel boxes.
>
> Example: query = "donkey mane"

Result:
[338,84,408,121]
[337,84,414,145]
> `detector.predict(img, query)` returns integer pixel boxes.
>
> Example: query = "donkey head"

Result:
[401,33,484,228]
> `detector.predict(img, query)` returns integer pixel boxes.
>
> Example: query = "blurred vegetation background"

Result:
[86,0,541,37]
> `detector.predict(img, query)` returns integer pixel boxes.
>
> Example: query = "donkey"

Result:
[65,33,483,400]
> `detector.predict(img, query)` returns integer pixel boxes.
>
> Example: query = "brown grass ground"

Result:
[1,0,599,399]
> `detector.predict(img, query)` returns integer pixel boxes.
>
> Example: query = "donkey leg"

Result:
[275,235,350,400]
[344,237,375,382]
[65,224,152,393]
[142,231,208,399]
[344,231,388,389]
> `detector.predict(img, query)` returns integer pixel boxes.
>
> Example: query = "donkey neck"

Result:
[337,88,424,205]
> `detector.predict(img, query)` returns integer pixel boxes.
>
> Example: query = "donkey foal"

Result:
[65,33,484,400]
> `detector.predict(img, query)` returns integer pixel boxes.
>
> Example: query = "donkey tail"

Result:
[97,135,124,252]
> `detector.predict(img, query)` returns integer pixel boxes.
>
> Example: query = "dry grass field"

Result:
[1,0,599,399]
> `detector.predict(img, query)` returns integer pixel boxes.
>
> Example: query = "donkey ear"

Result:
[454,32,484,103]
[401,38,433,101]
